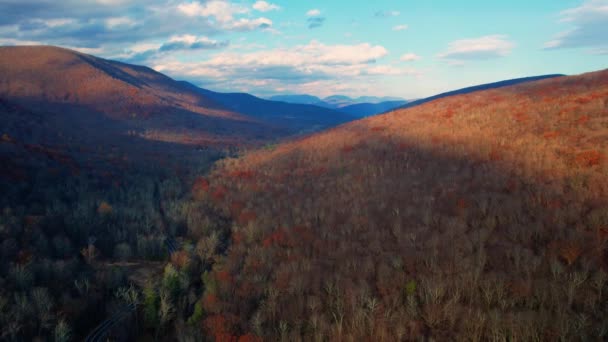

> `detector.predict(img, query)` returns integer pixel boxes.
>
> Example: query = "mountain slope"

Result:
[400,74,565,110]
[0,45,279,146]
[0,46,354,148]
[196,69,608,340]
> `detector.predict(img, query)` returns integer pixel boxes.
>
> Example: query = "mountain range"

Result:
[2,44,608,341]
[269,94,409,117]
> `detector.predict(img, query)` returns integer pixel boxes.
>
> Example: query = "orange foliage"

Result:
[170,250,190,269]
[201,69,608,341]
[1,133,13,143]
[97,201,113,215]
[230,170,255,180]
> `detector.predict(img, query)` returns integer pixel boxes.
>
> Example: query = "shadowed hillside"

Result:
[339,100,407,117]
[193,69,608,340]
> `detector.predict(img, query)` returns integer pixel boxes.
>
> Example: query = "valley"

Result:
[0,47,607,341]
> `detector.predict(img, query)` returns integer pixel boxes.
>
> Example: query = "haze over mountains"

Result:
[269,94,409,117]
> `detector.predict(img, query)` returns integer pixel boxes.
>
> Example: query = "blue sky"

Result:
[0,0,606,99]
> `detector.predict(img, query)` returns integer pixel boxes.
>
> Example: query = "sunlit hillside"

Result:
[198,70,608,340]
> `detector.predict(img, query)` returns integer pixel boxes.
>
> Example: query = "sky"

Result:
[0,0,606,99]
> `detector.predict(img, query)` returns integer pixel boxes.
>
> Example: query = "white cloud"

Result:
[392,24,408,31]
[96,0,132,5]
[40,18,75,28]
[307,9,321,17]
[177,1,248,22]
[160,34,229,51]
[544,0,608,50]
[151,40,417,96]
[253,1,279,12]
[176,1,272,31]
[105,17,136,29]
[400,53,421,62]
[227,17,272,30]
[438,35,514,61]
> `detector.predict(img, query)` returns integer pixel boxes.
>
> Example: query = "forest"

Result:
[1,55,607,341]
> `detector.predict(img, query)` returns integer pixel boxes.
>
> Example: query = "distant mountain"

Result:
[400,74,565,110]
[268,94,323,105]
[354,96,405,103]
[184,84,354,134]
[268,94,408,116]
[338,100,408,117]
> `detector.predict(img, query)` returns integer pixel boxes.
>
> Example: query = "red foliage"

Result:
[341,145,355,153]
[597,227,608,245]
[543,131,560,139]
[230,201,245,216]
[397,143,409,151]
[457,198,468,210]
[212,185,228,201]
[442,109,455,119]
[371,126,386,132]
[193,177,210,192]
[575,150,602,167]
[576,115,590,125]
[203,294,219,312]
[237,211,257,226]
[230,170,255,180]
[263,228,288,248]
[216,270,233,284]
[205,314,238,342]
[512,112,529,123]
[238,333,263,342]
[489,148,502,161]
[232,231,244,245]
[575,96,593,105]
[546,199,563,210]
[312,167,327,176]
